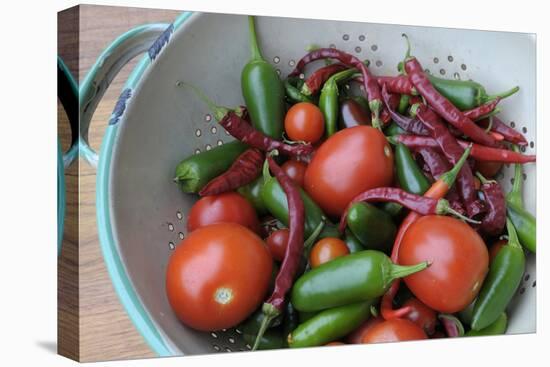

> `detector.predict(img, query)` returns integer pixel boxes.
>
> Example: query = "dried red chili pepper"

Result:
[476,173,507,236]
[417,147,451,178]
[377,75,417,95]
[289,48,384,128]
[412,103,484,217]
[381,84,430,135]
[338,187,476,233]
[404,58,498,147]
[463,98,501,121]
[389,135,536,164]
[253,154,305,350]
[301,63,348,96]
[478,116,529,146]
[199,148,264,196]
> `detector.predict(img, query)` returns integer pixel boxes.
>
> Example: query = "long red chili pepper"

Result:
[417,147,451,178]
[381,146,472,320]
[338,187,475,233]
[253,155,305,350]
[301,63,348,95]
[404,58,498,147]
[199,148,264,196]
[463,98,501,121]
[478,116,528,146]
[476,173,507,236]
[413,103,484,217]
[390,135,536,163]
[381,84,430,135]
[376,75,417,95]
[219,111,314,158]
[289,48,384,127]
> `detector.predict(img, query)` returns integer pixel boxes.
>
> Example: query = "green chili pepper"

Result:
[288,300,375,348]
[427,75,519,111]
[298,310,318,323]
[397,94,410,114]
[343,229,365,253]
[291,250,429,312]
[506,145,536,253]
[283,303,299,346]
[284,77,313,104]
[465,313,507,336]
[241,16,285,138]
[395,143,431,195]
[243,329,285,350]
[471,219,525,330]
[237,177,267,215]
[260,175,340,239]
[319,68,358,137]
[346,202,396,252]
[173,141,248,193]
[240,308,283,336]
[384,122,406,137]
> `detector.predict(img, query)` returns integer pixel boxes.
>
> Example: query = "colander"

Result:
[79,11,536,357]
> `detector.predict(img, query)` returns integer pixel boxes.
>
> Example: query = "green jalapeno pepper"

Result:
[471,219,525,330]
[319,68,359,137]
[385,122,406,137]
[506,145,536,253]
[174,141,248,193]
[243,329,285,350]
[288,300,375,348]
[395,143,431,195]
[397,94,410,114]
[466,313,507,336]
[241,16,285,138]
[346,202,396,252]
[237,176,268,215]
[284,77,313,104]
[343,229,366,253]
[298,310,318,324]
[260,175,340,239]
[291,250,429,312]
[427,75,519,111]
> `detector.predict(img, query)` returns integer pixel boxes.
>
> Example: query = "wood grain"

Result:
[58,5,181,362]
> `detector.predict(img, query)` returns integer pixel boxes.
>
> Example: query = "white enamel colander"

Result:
[79,11,536,357]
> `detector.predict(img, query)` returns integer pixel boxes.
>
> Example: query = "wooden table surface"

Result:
[58,5,182,362]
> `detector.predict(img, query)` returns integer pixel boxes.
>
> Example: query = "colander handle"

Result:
[79,23,171,167]
[57,56,79,168]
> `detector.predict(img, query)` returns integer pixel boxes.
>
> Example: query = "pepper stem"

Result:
[370,99,383,130]
[506,145,524,207]
[252,304,279,351]
[262,158,272,183]
[477,108,501,123]
[401,33,412,65]
[389,261,429,281]
[484,116,494,132]
[386,135,399,145]
[440,144,472,188]
[439,314,465,337]
[409,103,420,117]
[304,217,326,250]
[475,171,496,185]
[486,86,520,102]
[248,16,263,61]
[176,81,229,122]
[506,218,523,250]
[437,199,481,224]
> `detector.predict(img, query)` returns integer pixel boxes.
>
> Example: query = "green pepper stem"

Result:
[443,203,481,224]
[328,68,359,85]
[475,171,496,185]
[484,116,494,132]
[248,16,263,61]
[486,86,520,102]
[386,135,399,145]
[439,314,465,337]
[401,33,412,65]
[262,158,272,183]
[304,217,326,250]
[506,218,523,250]
[389,261,429,281]
[440,144,472,188]
[477,108,501,122]
[370,100,383,130]
[409,103,420,117]
[252,304,279,351]
[176,81,229,122]
[506,145,524,207]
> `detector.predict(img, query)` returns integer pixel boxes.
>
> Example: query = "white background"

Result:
[0,0,547,366]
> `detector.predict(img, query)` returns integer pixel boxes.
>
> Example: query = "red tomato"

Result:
[281,160,308,187]
[475,160,503,178]
[399,215,489,313]
[284,102,325,143]
[489,239,507,263]
[304,126,394,217]
[266,228,290,262]
[166,223,272,331]
[346,316,384,344]
[361,319,427,343]
[403,298,437,336]
[187,192,260,234]
[309,237,350,268]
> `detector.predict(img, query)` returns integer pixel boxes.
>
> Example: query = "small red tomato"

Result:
[475,160,503,178]
[166,223,272,331]
[403,298,437,336]
[399,215,489,313]
[309,237,350,268]
[284,102,325,144]
[489,239,507,263]
[304,126,394,217]
[187,192,260,234]
[281,160,308,187]
[266,228,290,262]
[361,319,427,344]
[346,316,384,344]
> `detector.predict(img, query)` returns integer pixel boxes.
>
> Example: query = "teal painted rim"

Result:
[57,140,66,256]
[95,11,194,357]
